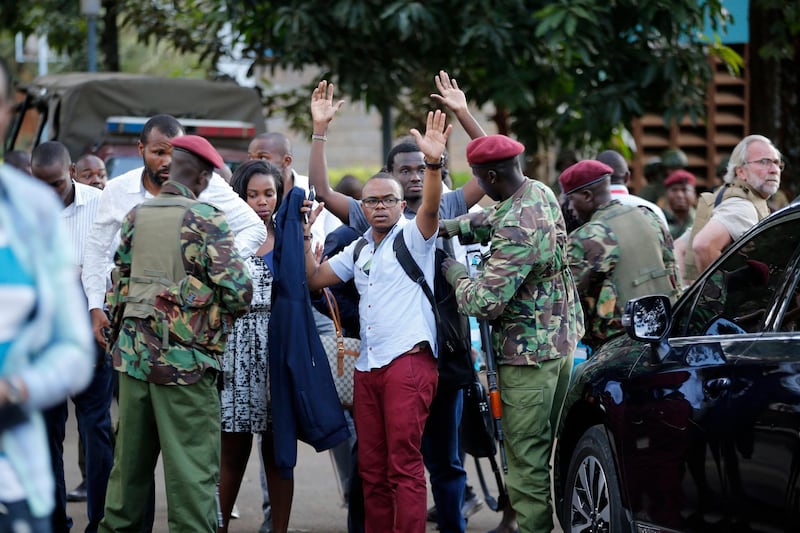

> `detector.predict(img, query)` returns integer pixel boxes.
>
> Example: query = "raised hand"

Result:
[310,80,345,128]
[409,109,453,163]
[431,71,468,114]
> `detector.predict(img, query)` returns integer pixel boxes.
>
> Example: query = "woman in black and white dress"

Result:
[217,160,290,533]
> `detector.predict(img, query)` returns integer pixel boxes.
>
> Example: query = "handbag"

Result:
[319,288,360,407]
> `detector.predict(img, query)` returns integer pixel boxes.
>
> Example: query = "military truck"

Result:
[5,72,266,177]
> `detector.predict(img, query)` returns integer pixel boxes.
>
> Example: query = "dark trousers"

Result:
[422,386,467,533]
[0,499,53,533]
[44,348,114,533]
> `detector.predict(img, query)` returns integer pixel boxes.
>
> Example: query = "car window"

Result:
[676,219,800,337]
[777,269,800,332]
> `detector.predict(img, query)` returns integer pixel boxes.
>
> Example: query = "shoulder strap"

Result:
[713,185,728,207]
[352,237,368,263]
[393,235,438,315]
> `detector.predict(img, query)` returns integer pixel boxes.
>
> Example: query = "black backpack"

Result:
[352,236,474,390]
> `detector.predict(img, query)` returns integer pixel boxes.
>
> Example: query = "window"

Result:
[676,219,800,337]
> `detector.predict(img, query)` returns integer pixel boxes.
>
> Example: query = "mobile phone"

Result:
[304,186,316,224]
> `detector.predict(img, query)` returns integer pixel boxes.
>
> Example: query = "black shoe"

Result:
[67,480,87,502]
[426,504,438,522]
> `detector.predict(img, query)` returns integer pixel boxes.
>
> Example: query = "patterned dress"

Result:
[221,253,273,433]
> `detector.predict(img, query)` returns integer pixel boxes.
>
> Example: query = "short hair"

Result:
[230,159,284,213]
[334,174,362,199]
[5,150,30,172]
[385,142,420,172]
[725,134,782,183]
[250,132,292,157]
[31,141,71,168]
[595,150,629,185]
[364,172,403,198]
[140,114,183,145]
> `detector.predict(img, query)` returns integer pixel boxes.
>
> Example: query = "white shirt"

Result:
[61,181,102,280]
[81,167,266,310]
[328,217,437,371]
[609,184,669,229]
[711,196,759,241]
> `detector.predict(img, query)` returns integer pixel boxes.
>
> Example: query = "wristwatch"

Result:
[424,156,445,170]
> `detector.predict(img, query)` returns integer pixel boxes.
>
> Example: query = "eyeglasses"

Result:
[362,196,400,208]
[744,158,785,171]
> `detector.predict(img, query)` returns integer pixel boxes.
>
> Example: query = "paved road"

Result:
[62,402,562,532]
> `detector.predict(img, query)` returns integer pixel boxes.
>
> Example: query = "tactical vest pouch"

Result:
[106,268,129,347]
[153,274,225,355]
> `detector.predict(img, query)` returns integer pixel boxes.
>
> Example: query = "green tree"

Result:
[5,0,798,189]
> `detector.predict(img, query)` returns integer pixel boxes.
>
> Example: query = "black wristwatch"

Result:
[425,156,445,170]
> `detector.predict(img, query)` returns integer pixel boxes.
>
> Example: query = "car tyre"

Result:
[563,425,625,533]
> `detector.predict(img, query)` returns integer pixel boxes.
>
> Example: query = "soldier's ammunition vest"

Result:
[599,204,677,308]
[120,196,226,354]
[683,180,770,285]
[122,196,194,321]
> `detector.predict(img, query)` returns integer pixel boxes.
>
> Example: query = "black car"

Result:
[555,203,800,533]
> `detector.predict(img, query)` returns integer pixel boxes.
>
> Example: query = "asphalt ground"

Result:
[62,402,562,532]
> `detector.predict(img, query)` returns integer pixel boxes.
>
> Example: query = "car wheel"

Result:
[563,425,625,533]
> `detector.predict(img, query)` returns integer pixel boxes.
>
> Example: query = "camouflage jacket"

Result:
[108,181,252,385]
[568,200,680,349]
[450,178,584,366]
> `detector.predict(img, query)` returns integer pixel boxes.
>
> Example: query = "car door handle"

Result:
[704,377,732,397]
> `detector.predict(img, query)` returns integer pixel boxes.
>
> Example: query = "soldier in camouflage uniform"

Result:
[99,136,252,533]
[440,135,584,533]
[561,160,680,351]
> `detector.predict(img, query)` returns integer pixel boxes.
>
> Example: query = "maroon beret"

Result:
[558,160,613,194]
[466,135,525,166]
[663,169,696,188]
[170,135,225,169]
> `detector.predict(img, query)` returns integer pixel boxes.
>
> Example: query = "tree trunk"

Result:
[101,0,119,71]
[749,2,799,199]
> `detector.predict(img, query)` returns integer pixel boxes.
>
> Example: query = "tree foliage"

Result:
[183,0,735,157]
[4,0,797,171]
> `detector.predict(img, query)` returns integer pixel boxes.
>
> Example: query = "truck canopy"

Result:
[7,72,266,161]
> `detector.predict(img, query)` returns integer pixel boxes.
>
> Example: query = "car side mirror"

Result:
[622,295,671,342]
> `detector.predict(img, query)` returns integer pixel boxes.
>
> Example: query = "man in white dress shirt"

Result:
[30,141,113,533]
[82,114,266,349]
[304,110,451,532]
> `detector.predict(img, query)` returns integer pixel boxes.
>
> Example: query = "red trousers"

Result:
[354,349,438,533]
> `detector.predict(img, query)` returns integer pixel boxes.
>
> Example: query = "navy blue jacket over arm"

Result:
[268,186,350,479]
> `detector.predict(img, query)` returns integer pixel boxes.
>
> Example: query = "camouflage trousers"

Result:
[99,371,221,533]
[498,355,572,533]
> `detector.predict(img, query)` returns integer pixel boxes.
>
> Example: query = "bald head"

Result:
[595,150,629,186]
[73,154,107,189]
[248,132,293,183]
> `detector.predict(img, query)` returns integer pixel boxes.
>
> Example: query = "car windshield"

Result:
[106,156,142,180]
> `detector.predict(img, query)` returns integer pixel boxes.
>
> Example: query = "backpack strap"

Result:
[713,185,727,207]
[352,237,368,263]
[393,235,438,319]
